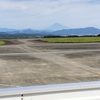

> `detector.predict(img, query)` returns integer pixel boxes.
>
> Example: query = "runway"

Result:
[0,39,100,88]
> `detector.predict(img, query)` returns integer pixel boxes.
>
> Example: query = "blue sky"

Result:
[0,0,100,29]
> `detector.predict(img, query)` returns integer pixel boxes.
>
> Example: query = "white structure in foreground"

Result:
[0,81,100,100]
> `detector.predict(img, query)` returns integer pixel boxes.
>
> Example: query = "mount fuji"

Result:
[46,23,69,31]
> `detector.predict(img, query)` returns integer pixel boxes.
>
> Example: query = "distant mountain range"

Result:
[0,28,16,32]
[51,27,100,36]
[0,23,69,32]
[0,23,100,37]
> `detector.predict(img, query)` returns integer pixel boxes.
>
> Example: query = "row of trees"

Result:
[0,33,100,39]
[43,34,100,38]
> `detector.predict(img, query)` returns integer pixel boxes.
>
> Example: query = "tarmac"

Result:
[0,39,100,88]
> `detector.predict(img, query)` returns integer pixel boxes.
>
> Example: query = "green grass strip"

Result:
[0,40,6,45]
[42,37,100,43]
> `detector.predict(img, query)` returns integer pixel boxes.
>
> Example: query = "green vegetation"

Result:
[42,37,100,43]
[0,40,6,45]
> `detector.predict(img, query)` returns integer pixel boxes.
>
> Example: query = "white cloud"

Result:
[0,0,100,29]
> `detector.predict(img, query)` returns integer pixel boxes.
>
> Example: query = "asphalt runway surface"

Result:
[0,39,100,88]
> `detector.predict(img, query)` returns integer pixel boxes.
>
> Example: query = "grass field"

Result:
[0,40,6,45]
[42,37,100,43]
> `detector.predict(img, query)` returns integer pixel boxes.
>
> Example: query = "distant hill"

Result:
[46,23,69,31]
[0,26,100,38]
[21,28,41,34]
[51,27,100,36]
[0,28,16,32]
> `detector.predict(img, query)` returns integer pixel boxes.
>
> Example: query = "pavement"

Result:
[0,39,100,88]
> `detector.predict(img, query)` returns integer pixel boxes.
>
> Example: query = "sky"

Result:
[0,0,100,29]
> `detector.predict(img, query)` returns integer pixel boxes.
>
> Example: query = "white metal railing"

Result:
[0,81,100,100]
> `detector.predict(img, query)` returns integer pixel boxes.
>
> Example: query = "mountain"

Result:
[46,23,69,31]
[21,28,39,34]
[0,28,16,32]
[51,27,100,36]
[0,27,100,38]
